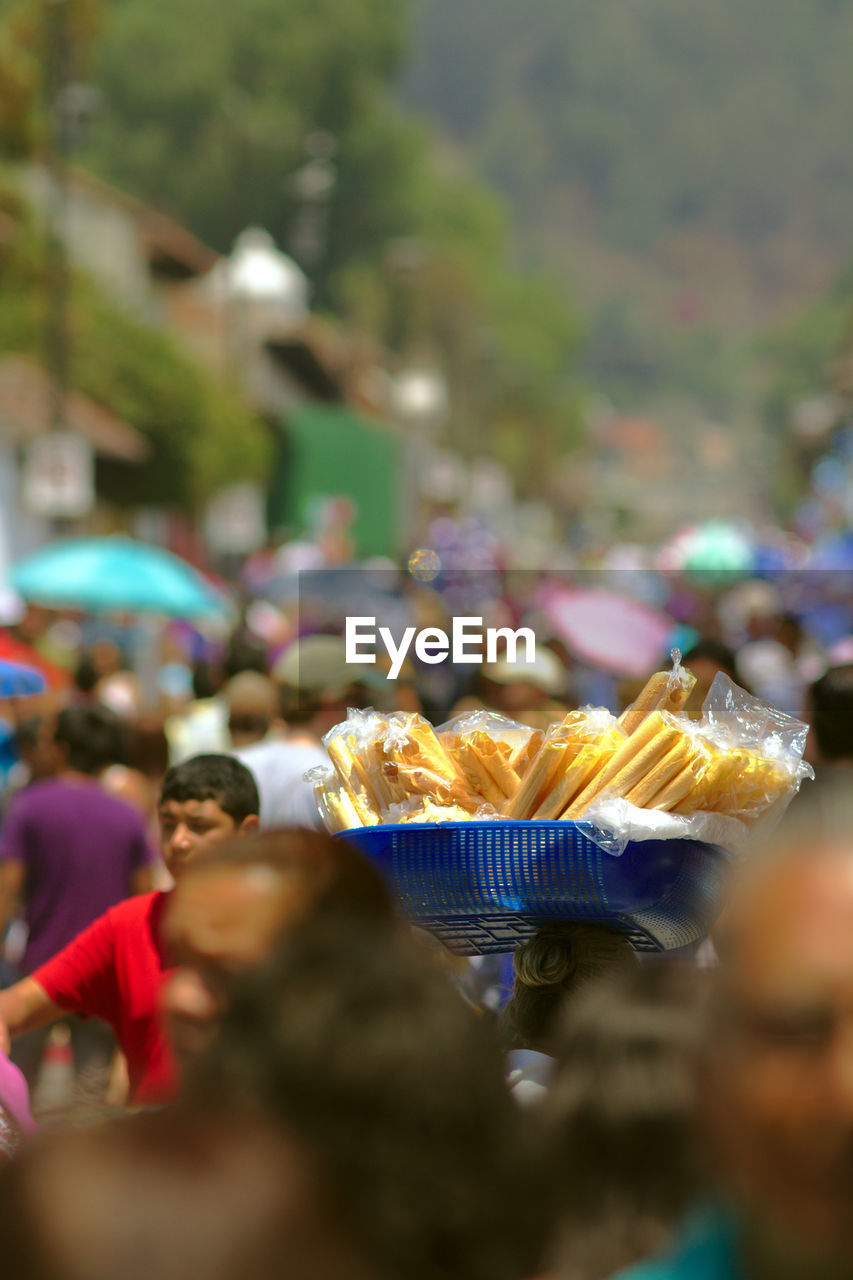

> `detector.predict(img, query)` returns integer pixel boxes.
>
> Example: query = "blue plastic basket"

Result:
[337,820,731,955]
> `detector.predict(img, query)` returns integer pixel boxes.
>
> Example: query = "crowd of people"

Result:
[0,580,852,1280]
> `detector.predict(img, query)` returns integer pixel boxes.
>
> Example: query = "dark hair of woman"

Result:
[500,922,637,1054]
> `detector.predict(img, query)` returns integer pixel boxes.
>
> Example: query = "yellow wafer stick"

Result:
[386,714,466,791]
[365,739,409,810]
[619,667,696,736]
[468,731,521,798]
[324,737,382,825]
[649,759,703,812]
[624,735,697,809]
[602,724,683,800]
[317,779,374,832]
[502,713,592,818]
[509,730,545,779]
[536,742,610,820]
[564,711,675,817]
[445,735,506,807]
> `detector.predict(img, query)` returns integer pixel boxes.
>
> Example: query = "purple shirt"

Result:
[0,777,156,972]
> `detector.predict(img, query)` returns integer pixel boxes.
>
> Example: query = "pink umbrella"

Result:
[537,584,675,677]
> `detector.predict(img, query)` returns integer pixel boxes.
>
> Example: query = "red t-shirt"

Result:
[32,891,178,1105]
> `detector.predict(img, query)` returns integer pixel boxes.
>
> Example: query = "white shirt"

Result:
[506,1049,556,1106]
[234,737,329,830]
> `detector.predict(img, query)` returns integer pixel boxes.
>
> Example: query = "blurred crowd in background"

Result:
[0,551,850,1280]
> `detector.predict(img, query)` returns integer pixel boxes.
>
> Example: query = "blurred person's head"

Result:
[53,704,125,776]
[807,664,853,764]
[157,754,260,878]
[223,632,268,680]
[73,651,99,696]
[776,612,807,657]
[192,922,546,1280]
[0,1107,379,1280]
[222,671,278,748]
[126,719,170,782]
[161,829,395,1068]
[702,820,853,1273]
[14,714,59,782]
[542,963,709,1280]
[90,638,123,679]
[501,923,637,1055]
[102,719,172,819]
[274,635,373,738]
[682,637,741,719]
[192,659,223,702]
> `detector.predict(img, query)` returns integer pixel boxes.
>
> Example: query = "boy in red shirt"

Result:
[0,755,260,1104]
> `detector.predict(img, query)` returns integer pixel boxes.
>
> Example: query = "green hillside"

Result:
[400,0,853,404]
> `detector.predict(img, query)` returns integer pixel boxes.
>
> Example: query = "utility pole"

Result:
[27,0,96,534]
[45,0,70,437]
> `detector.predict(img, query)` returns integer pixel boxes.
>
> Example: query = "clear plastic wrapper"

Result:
[618,650,696,736]
[577,672,814,854]
[386,796,503,825]
[563,708,689,819]
[382,712,477,809]
[323,708,478,818]
[318,674,813,846]
[438,711,536,807]
[669,673,813,826]
[322,710,397,822]
[307,765,377,834]
[503,707,624,820]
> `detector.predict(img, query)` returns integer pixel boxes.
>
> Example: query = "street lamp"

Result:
[288,131,338,277]
[392,365,450,548]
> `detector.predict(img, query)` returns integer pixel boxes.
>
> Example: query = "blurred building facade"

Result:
[14,163,403,559]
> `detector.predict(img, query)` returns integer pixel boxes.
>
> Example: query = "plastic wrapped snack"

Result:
[439,711,538,807]
[382,712,478,809]
[387,796,497,824]
[503,708,624,820]
[317,670,812,843]
[618,651,697,737]
[322,710,403,821]
[308,766,378,833]
[580,672,814,854]
[668,674,812,826]
[563,708,698,819]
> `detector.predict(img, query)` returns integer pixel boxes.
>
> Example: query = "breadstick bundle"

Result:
[503,708,625,820]
[381,712,479,810]
[618,650,697,736]
[681,672,811,825]
[312,662,812,833]
[322,710,406,825]
[438,712,540,808]
[309,766,379,833]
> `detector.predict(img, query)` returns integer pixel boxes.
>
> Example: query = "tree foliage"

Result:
[402,0,853,258]
[1,0,584,495]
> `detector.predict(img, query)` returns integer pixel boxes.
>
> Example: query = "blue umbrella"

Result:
[11,536,228,620]
[0,659,47,698]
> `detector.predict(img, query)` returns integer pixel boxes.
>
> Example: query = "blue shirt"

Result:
[613,1207,743,1280]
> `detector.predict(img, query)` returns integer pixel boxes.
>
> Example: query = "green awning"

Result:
[270,403,400,558]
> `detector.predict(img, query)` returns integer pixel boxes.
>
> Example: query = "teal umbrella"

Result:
[12,536,227,619]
